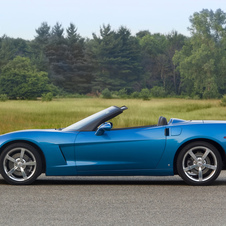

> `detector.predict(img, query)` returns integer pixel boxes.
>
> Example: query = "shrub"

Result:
[101,88,112,99]
[203,89,220,99]
[131,91,140,99]
[111,91,119,99]
[118,88,128,99]
[0,94,8,102]
[150,86,166,98]
[42,92,53,102]
[220,95,226,106]
[139,88,150,100]
[192,95,200,100]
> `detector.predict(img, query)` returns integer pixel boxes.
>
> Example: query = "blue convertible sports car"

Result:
[0,105,225,185]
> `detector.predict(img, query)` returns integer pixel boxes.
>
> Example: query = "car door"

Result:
[75,126,166,173]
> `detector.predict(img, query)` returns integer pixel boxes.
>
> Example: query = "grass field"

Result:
[0,98,225,134]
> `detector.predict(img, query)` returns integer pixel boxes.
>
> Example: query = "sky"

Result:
[1,0,226,40]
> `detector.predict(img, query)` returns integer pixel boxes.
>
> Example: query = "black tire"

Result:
[177,141,222,186]
[0,143,42,185]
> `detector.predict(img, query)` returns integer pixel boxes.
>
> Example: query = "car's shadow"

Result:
[1,176,226,186]
[35,179,186,186]
[35,178,226,186]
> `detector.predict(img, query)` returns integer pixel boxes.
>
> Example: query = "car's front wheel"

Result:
[0,143,42,185]
[177,141,222,185]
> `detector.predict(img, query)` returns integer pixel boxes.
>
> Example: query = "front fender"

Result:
[0,130,78,176]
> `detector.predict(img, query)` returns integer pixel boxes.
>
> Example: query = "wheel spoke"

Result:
[6,154,17,163]
[20,167,28,180]
[20,148,25,161]
[23,161,36,166]
[203,164,217,170]
[198,167,203,181]
[184,164,198,171]
[202,149,210,161]
[7,166,18,176]
[188,150,197,161]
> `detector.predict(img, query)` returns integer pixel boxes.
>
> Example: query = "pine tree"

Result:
[35,22,51,46]
[32,22,51,71]
[43,23,93,93]
[91,25,142,92]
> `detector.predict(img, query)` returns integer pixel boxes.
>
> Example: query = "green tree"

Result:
[44,23,68,88]
[31,22,51,71]
[138,33,168,90]
[42,23,93,93]
[0,36,31,68]
[91,24,142,92]
[34,22,51,46]
[65,23,93,93]
[0,56,52,99]
[138,31,186,94]
[165,31,187,94]
[136,30,151,39]
[173,9,226,98]
[67,23,81,43]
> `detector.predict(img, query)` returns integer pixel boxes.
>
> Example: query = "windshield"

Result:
[63,106,124,132]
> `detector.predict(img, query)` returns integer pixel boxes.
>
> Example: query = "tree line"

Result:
[0,9,226,100]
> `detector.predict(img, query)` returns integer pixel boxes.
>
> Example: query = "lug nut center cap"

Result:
[15,158,26,169]
[18,162,23,167]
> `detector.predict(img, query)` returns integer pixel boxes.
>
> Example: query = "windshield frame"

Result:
[63,106,127,132]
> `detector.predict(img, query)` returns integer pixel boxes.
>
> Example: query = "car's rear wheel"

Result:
[0,143,42,185]
[177,141,222,185]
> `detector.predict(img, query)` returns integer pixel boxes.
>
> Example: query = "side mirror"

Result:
[95,122,112,136]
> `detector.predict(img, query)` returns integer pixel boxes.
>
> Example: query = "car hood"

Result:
[0,128,79,148]
[1,129,59,136]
